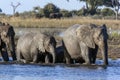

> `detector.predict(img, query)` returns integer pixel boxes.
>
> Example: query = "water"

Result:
[0,59,120,80]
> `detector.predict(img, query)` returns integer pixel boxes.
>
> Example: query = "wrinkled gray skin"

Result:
[16,32,56,63]
[63,24,108,65]
[0,23,16,61]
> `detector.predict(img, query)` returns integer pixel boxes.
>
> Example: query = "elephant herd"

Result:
[0,22,109,65]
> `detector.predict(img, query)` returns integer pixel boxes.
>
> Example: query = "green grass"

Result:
[110,32,120,38]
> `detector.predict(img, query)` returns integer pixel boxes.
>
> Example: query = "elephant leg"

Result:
[64,49,71,64]
[80,42,90,64]
[16,51,27,63]
[10,51,17,61]
[92,54,97,64]
[18,59,27,63]
[45,54,49,64]
[92,49,98,64]
[84,51,91,65]
[1,48,9,61]
[18,58,27,63]
[32,54,38,63]
[16,50,21,62]
[90,46,98,64]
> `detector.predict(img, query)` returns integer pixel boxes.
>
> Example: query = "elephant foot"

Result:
[30,62,36,64]
[91,63,96,65]
[65,59,71,64]
[83,62,91,65]
[13,60,19,64]
[66,62,70,65]
[18,59,27,63]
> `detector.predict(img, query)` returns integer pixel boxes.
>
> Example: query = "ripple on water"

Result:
[0,59,120,80]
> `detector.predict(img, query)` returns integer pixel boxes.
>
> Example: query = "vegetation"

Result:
[0,2,120,29]
[101,8,115,16]
[67,0,119,15]
[0,2,117,19]
[0,17,120,29]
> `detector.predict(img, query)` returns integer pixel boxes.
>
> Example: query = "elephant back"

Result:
[62,24,82,59]
[64,24,80,37]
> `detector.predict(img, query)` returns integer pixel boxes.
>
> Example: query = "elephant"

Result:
[0,22,16,61]
[62,24,108,65]
[49,13,62,19]
[16,32,56,63]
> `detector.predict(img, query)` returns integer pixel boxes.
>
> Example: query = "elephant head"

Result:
[0,23,16,61]
[76,24,108,65]
[1,31,10,49]
[34,34,56,63]
[43,36,56,63]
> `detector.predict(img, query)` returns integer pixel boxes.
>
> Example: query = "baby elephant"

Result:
[16,32,56,63]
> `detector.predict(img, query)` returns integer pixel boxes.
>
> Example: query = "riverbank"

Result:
[1,17,120,29]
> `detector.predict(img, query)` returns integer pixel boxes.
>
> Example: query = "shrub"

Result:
[43,3,60,18]
[101,8,115,16]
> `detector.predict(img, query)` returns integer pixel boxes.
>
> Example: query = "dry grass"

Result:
[0,17,120,29]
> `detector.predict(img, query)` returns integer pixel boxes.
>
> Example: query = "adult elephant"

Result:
[16,32,56,63]
[0,23,16,61]
[62,24,108,65]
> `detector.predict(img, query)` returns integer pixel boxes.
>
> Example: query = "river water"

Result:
[0,59,120,80]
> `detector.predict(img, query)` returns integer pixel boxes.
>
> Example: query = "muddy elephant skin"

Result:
[0,22,16,61]
[16,32,56,63]
[63,24,108,65]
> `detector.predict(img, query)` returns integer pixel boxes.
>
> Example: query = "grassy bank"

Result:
[0,17,120,29]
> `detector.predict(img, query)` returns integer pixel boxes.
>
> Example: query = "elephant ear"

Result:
[44,37,51,51]
[38,40,46,53]
[76,25,95,48]
[34,35,46,53]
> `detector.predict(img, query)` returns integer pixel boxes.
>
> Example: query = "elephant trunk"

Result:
[8,36,16,60]
[50,46,56,63]
[52,51,56,63]
[101,40,108,65]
